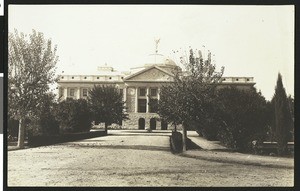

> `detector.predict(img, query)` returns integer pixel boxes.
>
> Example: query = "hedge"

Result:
[28,130,107,147]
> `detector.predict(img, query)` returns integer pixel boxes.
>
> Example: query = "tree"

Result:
[272,73,293,155]
[8,29,58,148]
[88,85,128,132]
[287,95,294,141]
[265,100,276,142]
[157,48,224,151]
[215,87,269,151]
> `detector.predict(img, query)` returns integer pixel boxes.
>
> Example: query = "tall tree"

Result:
[8,29,58,148]
[88,85,128,133]
[158,48,224,151]
[272,73,293,155]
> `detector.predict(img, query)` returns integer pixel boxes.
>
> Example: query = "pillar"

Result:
[158,88,160,100]
[146,87,150,113]
[135,87,138,113]
[64,88,68,100]
[124,86,127,104]
[77,88,81,99]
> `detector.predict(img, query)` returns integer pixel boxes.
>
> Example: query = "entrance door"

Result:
[138,118,145,129]
[150,118,156,130]
[161,120,168,130]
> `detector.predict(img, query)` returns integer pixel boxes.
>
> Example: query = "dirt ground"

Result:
[7,130,294,187]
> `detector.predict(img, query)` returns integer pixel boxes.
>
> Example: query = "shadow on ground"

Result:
[108,134,169,137]
[61,143,170,152]
[178,152,294,170]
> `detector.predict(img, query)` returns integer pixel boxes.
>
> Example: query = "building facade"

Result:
[57,53,256,130]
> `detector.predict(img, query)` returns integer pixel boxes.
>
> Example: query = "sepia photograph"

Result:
[6,4,294,187]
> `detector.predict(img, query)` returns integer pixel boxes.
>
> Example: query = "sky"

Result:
[8,5,294,100]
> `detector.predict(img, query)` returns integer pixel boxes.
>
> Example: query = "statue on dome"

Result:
[155,38,160,53]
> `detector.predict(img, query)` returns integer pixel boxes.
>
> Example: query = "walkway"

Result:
[185,131,293,169]
[7,130,294,187]
[187,131,228,150]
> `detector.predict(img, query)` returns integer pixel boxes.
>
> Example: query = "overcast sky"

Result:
[8,5,294,100]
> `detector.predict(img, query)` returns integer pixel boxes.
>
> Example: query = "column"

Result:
[77,88,81,99]
[123,87,127,113]
[135,87,138,113]
[146,87,150,113]
[64,88,68,100]
[157,88,160,101]
[124,86,127,104]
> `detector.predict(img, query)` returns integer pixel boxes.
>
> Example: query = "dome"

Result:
[129,52,180,73]
[164,58,177,66]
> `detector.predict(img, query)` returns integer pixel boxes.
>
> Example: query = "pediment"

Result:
[125,66,174,82]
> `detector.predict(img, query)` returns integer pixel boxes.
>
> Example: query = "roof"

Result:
[124,65,175,81]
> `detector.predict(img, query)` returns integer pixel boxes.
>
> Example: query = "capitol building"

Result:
[57,51,255,130]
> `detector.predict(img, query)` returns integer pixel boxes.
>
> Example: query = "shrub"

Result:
[192,117,220,141]
[200,124,219,141]
[108,123,122,129]
[28,94,59,136]
[54,98,92,133]
[215,87,269,152]
[29,113,59,136]
[170,131,183,153]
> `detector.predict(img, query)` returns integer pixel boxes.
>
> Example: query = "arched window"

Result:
[161,120,168,130]
[138,118,145,129]
[150,118,157,130]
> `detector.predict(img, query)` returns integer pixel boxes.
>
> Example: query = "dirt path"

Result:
[8,130,294,187]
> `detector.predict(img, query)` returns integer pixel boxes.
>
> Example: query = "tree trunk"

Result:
[17,118,25,149]
[277,145,287,156]
[277,138,288,156]
[104,122,108,135]
[182,122,187,152]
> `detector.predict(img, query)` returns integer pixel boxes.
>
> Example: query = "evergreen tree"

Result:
[273,73,293,155]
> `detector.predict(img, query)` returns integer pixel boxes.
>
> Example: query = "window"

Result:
[109,77,112,79]
[236,78,239,81]
[138,99,147,113]
[119,89,123,96]
[83,89,88,97]
[247,78,250,81]
[150,88,157,97]
[61,76,64,79]
[60,88,64,96]
[97,77,99,79]
[72,76,74,79]
[84,77,87,79]
[149,99,158,113]
[70,89,75,96]
[139,88,146,96]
